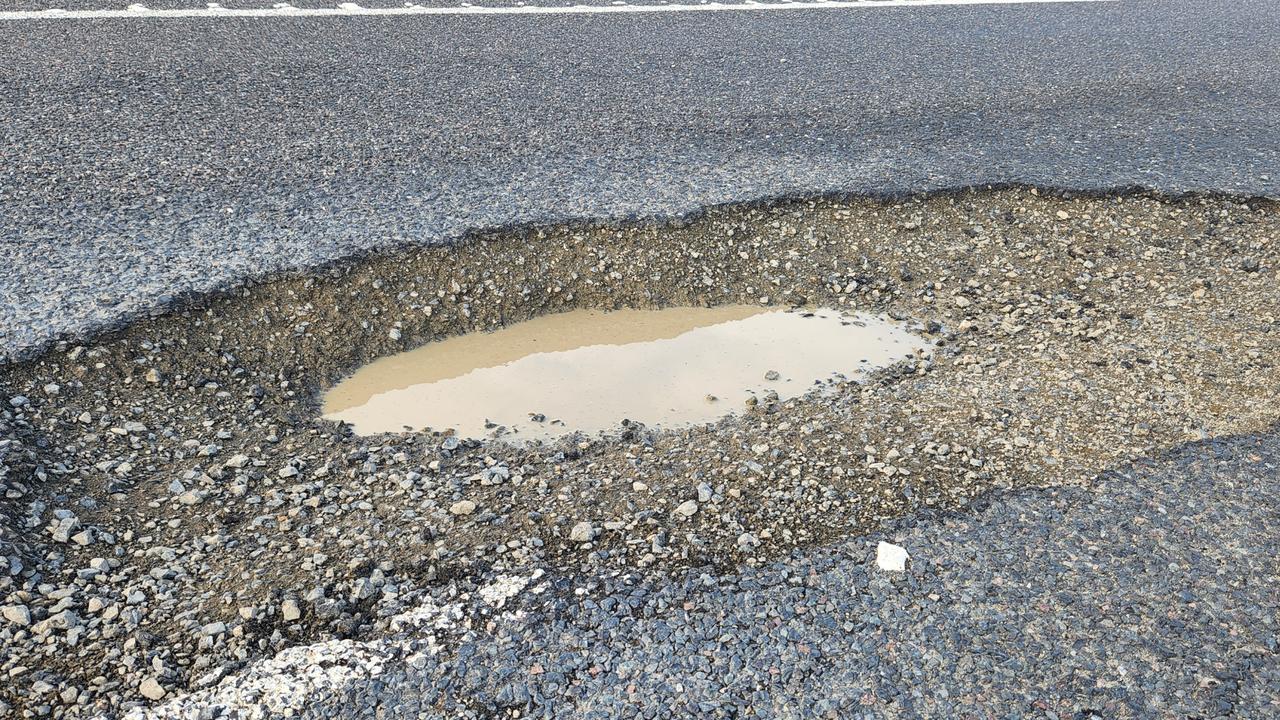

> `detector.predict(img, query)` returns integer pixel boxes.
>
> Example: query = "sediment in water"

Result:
[324,306,926,440]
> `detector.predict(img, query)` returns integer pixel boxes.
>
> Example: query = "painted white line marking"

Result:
[0,0,1113,21]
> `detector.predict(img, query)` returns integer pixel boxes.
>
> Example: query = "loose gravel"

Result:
[1,189,1278,717]
[130,427,1280,719]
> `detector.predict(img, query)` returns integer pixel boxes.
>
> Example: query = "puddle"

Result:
[323,306,927,441]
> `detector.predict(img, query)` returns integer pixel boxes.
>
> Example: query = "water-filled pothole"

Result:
[323,306,927,441]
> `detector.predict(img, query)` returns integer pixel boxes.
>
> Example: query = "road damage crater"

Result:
[1,188,1278,717]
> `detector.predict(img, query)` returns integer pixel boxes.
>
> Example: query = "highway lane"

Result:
[1,0,1277,362]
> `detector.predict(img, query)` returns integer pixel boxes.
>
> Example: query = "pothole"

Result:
[2,190,1279,719]
[323,306,928,441]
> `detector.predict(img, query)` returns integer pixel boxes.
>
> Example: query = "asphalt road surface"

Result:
[3,2,1280,718]
[2,0,1279,362]
[135,427,1280,720]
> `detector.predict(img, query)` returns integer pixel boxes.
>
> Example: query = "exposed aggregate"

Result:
[1,189,1278,717]
[131,428,1280,719]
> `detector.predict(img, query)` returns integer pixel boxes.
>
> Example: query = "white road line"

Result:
[0,0,1113,21]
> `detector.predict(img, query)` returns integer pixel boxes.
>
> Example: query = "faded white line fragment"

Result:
[0,0,1116,22]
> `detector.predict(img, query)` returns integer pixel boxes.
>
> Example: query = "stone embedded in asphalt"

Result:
[876,541,910,572]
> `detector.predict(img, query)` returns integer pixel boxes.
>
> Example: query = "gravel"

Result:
[1,190,1278,717]
[127,428,1280,719]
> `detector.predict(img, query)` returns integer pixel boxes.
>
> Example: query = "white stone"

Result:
[177,491,204,506]
[281,599,302,622]
[876,541,909,572]
[224,454,251,469]
[49,516,81,543]
[568,522,596,543]
[2,604,31,626]
[478,574,533,608]
[139,677,166,700]
[448,500,476,516]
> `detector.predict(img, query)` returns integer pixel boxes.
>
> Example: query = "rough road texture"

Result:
[131,428,1280,719]
[2,191,1278,717]
[3,0,1280,362]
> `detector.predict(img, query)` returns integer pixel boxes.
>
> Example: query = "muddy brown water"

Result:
[323,305,926,441]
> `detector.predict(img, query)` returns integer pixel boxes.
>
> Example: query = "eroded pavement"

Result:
[1,189,1278,717]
